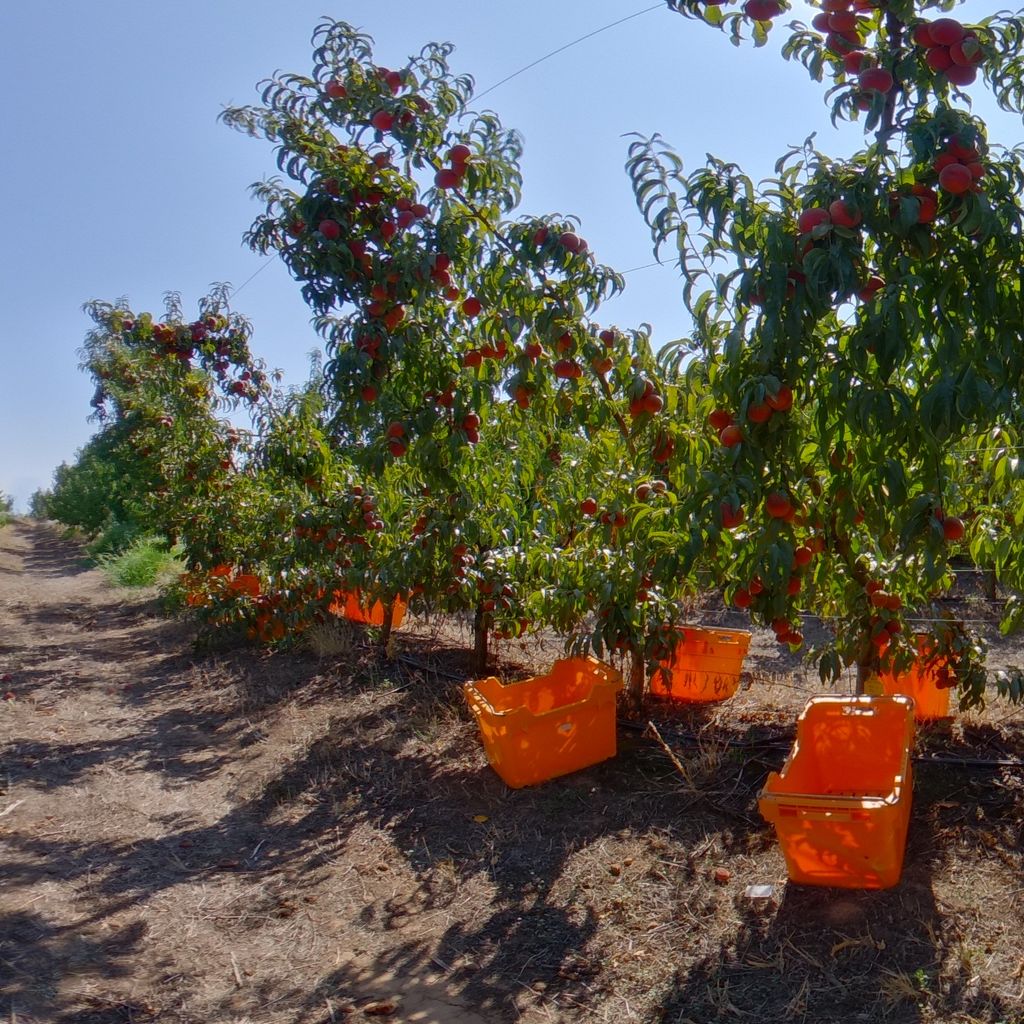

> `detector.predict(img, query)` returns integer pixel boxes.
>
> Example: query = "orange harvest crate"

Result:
[759,695,915,890]
[878,635,953,721]
[650,627,752,702]
[464,657,623,788]
[328,590,407,629]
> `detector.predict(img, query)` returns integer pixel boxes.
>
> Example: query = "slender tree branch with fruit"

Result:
[638,0,1024,701]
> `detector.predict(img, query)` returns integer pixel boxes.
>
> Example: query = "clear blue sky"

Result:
[0,1,1014,509]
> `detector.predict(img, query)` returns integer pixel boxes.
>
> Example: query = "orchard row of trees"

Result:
[37,9,1024,706]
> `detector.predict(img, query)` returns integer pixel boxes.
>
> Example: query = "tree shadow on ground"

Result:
[0,591,189,707]
[4,521,95,579]
[1,643,777,1021]
[0,910,164,1024]
[214,660,795,1020]
[6,603,1024,1022]
[2,621,247,789]
[654,758,1024,1024]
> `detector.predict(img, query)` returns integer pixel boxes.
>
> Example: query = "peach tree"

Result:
[78,289,269,551]
[220,18,720,695]
[187,374,560,668]
[630,0,1024,703]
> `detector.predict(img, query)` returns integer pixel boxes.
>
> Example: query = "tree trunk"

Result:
[627,648,646,712]
[984,568,998,603]
[473,602,489,678]
[380,599,394,658]
[855,661,872,695]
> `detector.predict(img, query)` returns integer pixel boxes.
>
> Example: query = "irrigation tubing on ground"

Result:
[619,718,1024,770]
[360,633,1024,771]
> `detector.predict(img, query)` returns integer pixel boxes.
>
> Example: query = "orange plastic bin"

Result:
[650,627,751,702]
[464,657,623,788]
[329,590,407,629]
[878,635,953,721]
[758,696,915,889]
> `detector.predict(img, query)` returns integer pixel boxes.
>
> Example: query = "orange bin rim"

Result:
[467,656,623,716]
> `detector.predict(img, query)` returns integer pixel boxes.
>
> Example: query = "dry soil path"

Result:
[0,520,498,1024]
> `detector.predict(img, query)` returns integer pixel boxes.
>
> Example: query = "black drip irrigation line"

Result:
[363,641,1024,770]
[394,652,468,682]
[913,753,1024,769]
[620,718,1024,770]
[618,717,792,749]
[348,640,470,683]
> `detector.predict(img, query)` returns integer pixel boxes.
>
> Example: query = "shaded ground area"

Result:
[1,519,1023,1023]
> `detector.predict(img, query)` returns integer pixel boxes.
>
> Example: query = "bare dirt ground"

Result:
[2,518,1024,1024]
